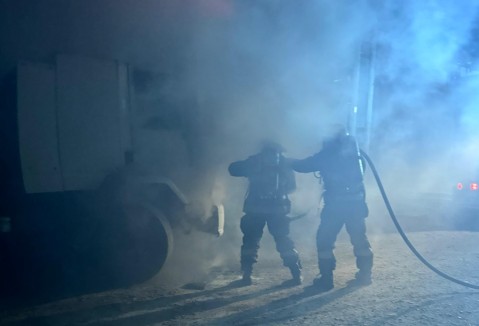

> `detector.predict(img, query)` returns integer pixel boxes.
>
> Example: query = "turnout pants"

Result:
[240,213,300,273]
[317,198,373,275]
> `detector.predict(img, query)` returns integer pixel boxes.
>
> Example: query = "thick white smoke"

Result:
[1,0,479,283]
[170,0,479,271]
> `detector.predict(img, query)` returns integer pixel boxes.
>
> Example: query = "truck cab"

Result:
[0,54,224,301]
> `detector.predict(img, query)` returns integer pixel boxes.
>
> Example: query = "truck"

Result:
[0,54,224,301]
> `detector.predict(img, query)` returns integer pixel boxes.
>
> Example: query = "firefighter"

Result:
[292,126,373,291]
[229,141,302,286]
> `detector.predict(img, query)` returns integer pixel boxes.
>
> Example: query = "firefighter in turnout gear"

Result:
[292,126,373,291]
[229,142,302,286]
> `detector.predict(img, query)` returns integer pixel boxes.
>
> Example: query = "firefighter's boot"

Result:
[312,258,335,292]
[290,263,303,285]
[283,262,303,286]
[312,273,334,291]
[354,255,373,286]
[241,266,253,286]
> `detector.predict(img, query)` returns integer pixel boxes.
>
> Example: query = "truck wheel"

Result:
[116,203,174,285]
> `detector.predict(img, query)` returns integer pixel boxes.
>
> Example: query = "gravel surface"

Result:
[1,231,479,326]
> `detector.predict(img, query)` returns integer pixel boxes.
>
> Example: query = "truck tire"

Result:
[119,203,174,284]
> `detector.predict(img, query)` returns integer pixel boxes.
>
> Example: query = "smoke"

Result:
[2,0,479,284]
[373,0,479,150]
[137,0,479,277]
[194,1,479,259]
[367,1,479,233]
[190,1,376,149]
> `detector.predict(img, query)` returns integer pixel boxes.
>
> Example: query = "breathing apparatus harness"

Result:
[361,150,479,290]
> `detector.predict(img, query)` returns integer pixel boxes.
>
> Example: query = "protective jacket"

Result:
[292,134,365,205]
[229,150,296,214]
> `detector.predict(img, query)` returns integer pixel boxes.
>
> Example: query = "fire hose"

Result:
[361,150,479,290]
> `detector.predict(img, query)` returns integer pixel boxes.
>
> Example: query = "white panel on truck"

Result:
[56,55,124,190]
[17,61,63,193]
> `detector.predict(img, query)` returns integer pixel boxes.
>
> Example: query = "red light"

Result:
[471,183,479,191]
[457,183,463,190]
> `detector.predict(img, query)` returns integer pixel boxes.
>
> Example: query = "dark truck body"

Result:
[0,55,223,304]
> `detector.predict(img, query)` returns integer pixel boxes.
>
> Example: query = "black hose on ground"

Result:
[360,150,479,290]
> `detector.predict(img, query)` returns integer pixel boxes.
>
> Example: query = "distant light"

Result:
[470,183,478,191]
[457,183,463,190]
